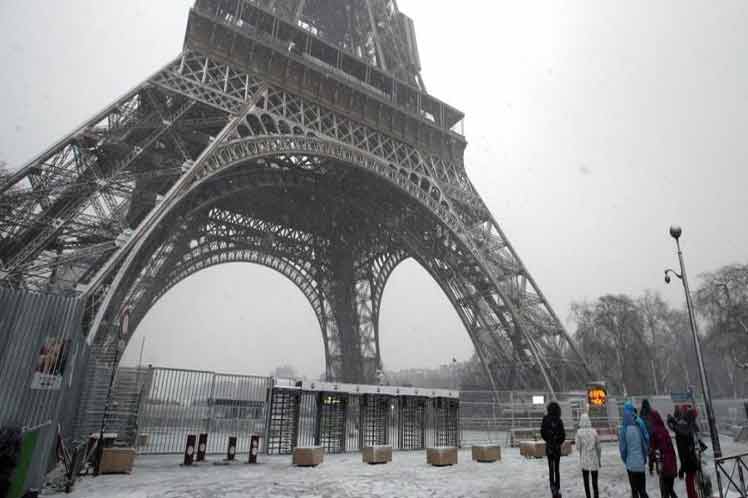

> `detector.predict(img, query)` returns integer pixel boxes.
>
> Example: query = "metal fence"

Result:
[265,383,460,455]
[459,390,624,446]
[0,286,88,491]
[716,452,748,497]
[127,373,461,456]
[135,367,272,455]
[118,370,748,458]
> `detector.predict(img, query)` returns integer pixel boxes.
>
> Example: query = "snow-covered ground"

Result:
[60,437,744,498]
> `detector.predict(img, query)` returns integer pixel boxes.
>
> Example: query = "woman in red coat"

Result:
[649,410,679,498]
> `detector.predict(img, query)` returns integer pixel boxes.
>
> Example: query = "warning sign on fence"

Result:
[30,336,69,390]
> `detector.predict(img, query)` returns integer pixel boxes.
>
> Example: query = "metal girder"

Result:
[1,0,593,391]
[0,72,207,289]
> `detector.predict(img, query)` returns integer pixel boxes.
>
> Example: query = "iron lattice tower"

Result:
[0,0,591,392]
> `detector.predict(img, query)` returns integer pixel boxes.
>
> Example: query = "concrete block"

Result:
[293,446,324,467]
[99,447,136,474]
[426,447,457,466]
[519,440,545,458]
[519,440,574,458]
[471,444,501,462]
[362,445,392,464]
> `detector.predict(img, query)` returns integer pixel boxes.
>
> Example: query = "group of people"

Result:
[540,400,706,498]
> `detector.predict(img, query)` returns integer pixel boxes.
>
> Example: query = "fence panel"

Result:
[297,391,318,448]
[0,286,87,491]
[136,367,271,455]
[208,372,271,454]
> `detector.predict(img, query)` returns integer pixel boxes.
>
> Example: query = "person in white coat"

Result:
[575,413,601,498]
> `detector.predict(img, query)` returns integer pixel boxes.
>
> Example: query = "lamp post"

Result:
[664,225,722,469]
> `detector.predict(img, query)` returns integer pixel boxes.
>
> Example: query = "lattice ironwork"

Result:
[0,0,593,392]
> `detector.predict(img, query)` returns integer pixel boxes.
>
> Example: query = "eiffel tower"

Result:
[0,0,591,392]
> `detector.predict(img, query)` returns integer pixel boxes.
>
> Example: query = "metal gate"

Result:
[316,392,347,453]
[266,387,301,455]
[360,394,391,447]
[399,396,426,449]
[434,398,460,447]
[267,380,460,455]
[136,367,271,454]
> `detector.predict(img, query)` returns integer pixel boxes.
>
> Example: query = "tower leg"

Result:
[330,243,365,384]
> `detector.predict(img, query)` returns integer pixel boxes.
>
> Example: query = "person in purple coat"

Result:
[649,410,679,498]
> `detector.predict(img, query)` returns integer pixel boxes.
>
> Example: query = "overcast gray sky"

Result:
[1,1,746,378]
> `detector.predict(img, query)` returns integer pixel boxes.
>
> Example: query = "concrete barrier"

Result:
[519,440,574,458]
[471,444,501,463]
[99,448,136,474]
[362,445,392,464]
[519,440,545,458]
[293,446,324,467]
[426,447,458,466]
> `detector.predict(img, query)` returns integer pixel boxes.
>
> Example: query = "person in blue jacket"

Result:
[620,401,650,498]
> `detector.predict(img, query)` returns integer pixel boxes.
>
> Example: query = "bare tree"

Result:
[573,294,657,396]
[637,291,694,395]
[696,263,748,398]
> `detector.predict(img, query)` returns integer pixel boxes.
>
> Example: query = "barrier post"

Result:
[196,433,208,462]
[226,436,237,461]
[183,434,196,466]
[248,434,260,464]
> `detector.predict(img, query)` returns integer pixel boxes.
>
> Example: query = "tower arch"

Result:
[82,138,577,389]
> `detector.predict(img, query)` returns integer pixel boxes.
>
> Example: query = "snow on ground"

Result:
[61,437,745,498]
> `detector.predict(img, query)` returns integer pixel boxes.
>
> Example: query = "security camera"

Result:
[665,274,671,284]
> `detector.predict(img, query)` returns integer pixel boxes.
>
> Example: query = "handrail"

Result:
[715,451,748,497]
[716,451,748,464]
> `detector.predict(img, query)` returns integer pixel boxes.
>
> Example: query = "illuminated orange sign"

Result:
[587,387,607,407]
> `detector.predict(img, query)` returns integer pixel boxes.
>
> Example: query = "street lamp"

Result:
[664,225,722,464]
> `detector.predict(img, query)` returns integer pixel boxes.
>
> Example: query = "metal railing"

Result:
[716,452,748,497]
[135,367,272,455]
